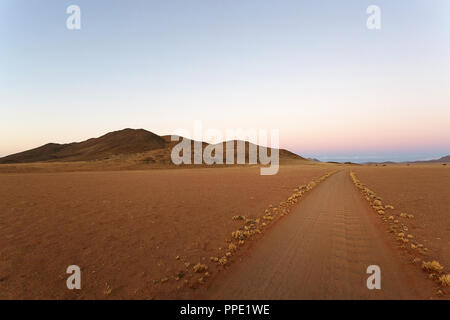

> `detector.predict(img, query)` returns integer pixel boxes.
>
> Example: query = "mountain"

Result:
[404,155,450,164]
[428,155,450,163]
[362,155,450,165]
[0,129,165,164]
[0,129,306,165]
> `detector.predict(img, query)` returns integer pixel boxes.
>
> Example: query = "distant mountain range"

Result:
[424,155,450,163]
[1,129,447,166]
[363,155,450,165]
[0,128,306,165]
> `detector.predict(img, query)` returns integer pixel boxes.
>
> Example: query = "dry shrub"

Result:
[193,263,208,273]
[373,200,382,206]
[422,261,444,273]
[439,274,450,286]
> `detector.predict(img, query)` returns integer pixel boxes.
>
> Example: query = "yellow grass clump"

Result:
[373,200,382,206]
[193,263,208,273]
[439,274,450,286]
[422,261,444,273]
[232,230,246,240]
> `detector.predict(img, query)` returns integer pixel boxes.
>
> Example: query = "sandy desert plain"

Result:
[0,130,449,300]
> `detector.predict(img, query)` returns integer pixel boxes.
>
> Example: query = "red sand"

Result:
[353,165,450,273]
[0,164,332,299]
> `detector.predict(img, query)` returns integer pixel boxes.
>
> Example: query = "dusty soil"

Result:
[194,170,436,299]
[353,164,450,279]
[0,164,334,299]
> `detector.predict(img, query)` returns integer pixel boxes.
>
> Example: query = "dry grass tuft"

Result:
[422,261,444,273]
[175,271,185,280]
[439,274,450,286]
[193,263,208,273]
[104,283,113,295]
[232,230,246,240]
[373,200,382,206]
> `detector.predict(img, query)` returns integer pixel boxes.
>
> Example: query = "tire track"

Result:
[195,170,434,299]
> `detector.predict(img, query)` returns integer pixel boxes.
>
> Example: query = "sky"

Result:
[1,0,449,162]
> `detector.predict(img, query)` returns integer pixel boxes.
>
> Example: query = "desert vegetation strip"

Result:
[160,171,337,291]
[350,171,449,296]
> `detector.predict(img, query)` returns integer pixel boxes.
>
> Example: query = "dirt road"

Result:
[197,170,434,299]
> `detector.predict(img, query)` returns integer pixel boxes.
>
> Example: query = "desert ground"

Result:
[0,163,333,299]
[0,162,448,299]
[353,165,450,281]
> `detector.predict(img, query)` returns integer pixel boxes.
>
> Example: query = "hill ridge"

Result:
[0,128,306,164]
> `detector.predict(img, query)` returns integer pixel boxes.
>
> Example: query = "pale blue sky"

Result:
[1,0,449,162]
